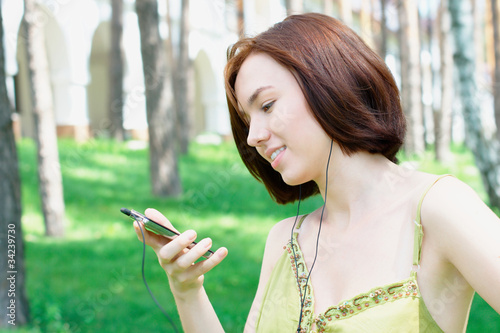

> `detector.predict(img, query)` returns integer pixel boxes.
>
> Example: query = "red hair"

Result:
[224,13,406,204]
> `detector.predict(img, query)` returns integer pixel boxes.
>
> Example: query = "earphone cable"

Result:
[136,221,180,333]
[294,140,334,332]
[290,185,303,332]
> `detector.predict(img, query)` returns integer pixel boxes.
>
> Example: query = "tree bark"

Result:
[285,0,303,16]
[338,0,352,26]
[166,0,191,154]
[323,0,334,16]
[379,0,388,60]
[398,0,425,155]
[236,0,245,37]
[360,0,374,49]
[492,0,500,140]
[435,0,453,163]
[176,0,191,154]
[109,0,125,141]
[0,4,30,326]
[23,0,65,236]
[450,0,500,209]
[136,0,182,197]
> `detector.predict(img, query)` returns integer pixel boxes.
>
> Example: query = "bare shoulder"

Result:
[258,214,309,282]
[420,175,498,231]
[263,216,300,264]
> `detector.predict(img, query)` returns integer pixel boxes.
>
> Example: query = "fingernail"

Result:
[198,238,211,248]
[185,229,196,240]
[218,247,228,258]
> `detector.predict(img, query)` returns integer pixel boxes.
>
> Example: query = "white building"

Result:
[1,0,290,141]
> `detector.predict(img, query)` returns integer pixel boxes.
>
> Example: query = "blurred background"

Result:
[0,0,499,332]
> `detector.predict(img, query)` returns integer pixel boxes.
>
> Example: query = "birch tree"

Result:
[450,0,500,209]
[360,0,374,49]
[23,0,65,236]
[338,0,353,26]
[398,0,425,155]
[492,0,500,140]
[434,0,453,162]
[237,0,244,37]
[285,0,303,16]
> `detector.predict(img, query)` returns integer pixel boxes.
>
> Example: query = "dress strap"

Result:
[295,214,308,231]
[412,175,452,275]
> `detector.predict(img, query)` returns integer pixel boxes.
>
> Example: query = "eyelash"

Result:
[261,101,274,112]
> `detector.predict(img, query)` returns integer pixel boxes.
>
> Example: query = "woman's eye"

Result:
[262,101,274,112]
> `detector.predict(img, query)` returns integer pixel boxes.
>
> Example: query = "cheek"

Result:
[269,106,303,133]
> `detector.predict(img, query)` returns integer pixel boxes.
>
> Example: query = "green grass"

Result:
[6,139,499,332]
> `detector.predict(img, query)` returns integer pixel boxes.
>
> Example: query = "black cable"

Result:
[290,185,303,319]
[136,221,180,333]
[294,140,334,332]
[290,185,304,332]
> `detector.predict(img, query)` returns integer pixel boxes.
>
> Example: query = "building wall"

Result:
[2,0,286,141]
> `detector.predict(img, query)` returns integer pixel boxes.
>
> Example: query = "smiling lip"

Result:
[270,146,286,162]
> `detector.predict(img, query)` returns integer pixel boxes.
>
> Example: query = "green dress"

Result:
[254,177,448,332]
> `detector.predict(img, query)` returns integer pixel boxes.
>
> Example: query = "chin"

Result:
[280,173,309,187]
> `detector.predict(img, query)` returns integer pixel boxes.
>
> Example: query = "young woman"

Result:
[134,13,500,332]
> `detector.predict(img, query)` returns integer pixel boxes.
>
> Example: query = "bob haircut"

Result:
[224,13,406,205]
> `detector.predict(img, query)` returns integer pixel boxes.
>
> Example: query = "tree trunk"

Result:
[176,0,191,154]
[136,0,182,197]
[338,0,353,26]
[379,0,388,60]
[492,0,500,140]
[474,0,485,77]
[435,0,453,163]
[323,0,334,16]
[236,0,245,37]
[450,0,500,209]
[109,0,125,141]
[166,0,191,154]
[360,0,374,49]
[0,5,30,327]
[23,0,65,237]
[285,0,303,16]
[398,0,425,155]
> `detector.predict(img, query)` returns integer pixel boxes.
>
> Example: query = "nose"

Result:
[246,116,270,147]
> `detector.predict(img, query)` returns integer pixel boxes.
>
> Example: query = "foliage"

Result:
[2,139,498,332]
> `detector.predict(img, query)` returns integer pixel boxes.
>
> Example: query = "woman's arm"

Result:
[423,177,500,313]
[134,208,228,332]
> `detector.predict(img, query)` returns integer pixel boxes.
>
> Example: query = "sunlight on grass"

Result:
[22,212,45,240]
[65,167,119,183]
[12,138,499,333]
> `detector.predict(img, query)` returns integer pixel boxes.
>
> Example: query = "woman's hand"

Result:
[133,208,228,300]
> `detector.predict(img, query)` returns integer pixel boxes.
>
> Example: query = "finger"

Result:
[174,237,215,269]
[185,247,228,276]
[158,229,197,263]
[144,208,180,234]
[133,220,171,251]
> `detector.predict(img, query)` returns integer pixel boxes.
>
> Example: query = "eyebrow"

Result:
[247,86,273,106]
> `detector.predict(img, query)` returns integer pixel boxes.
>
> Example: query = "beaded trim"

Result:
[286,234,422,333]
[314,278,419,332]
[285,234,314,332]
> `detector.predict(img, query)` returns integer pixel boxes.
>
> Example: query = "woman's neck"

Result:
[315,151,404,228]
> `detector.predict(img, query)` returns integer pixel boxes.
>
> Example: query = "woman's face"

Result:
[234,52,333,185]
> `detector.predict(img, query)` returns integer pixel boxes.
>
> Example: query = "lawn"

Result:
[4,138,499,332]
